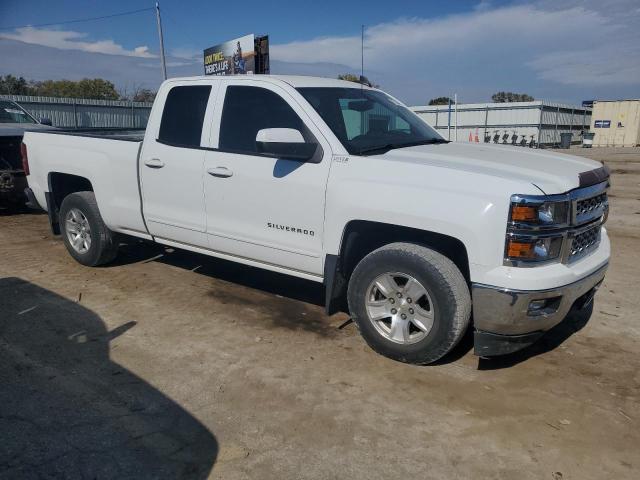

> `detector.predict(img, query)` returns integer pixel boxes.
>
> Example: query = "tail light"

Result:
[21,142,29,175]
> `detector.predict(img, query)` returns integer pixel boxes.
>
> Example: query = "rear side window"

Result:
[219,86,308,154]
[158,85,211,147]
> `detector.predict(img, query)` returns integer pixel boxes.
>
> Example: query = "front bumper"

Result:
[472,263,607,356]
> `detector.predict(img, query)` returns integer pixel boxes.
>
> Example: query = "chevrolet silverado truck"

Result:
[22,76,610,364]
[0,99,53,208]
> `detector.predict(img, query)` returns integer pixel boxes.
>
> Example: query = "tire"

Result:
[347,242,471,365]
[59,191,119,266]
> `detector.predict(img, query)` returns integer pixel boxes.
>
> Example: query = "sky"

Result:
[1,0,639,105]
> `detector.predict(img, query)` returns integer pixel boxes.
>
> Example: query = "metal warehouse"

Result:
[410,101,592,147]
[0,95,153,129]
[590,100,640,147]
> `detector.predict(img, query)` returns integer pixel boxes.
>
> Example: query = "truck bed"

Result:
[23,129,148,236]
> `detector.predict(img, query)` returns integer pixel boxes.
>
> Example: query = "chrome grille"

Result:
[576,192,607,218]
[569,224,601,261]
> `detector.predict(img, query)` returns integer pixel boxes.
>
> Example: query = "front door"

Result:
[203,80,332,276]
[139,82,217,246]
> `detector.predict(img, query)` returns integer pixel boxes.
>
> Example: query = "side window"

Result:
[158,85,211,147]
[339,98,362,140]
[219,86,308,154]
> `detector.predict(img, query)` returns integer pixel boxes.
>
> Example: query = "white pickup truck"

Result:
[22,75,610,364]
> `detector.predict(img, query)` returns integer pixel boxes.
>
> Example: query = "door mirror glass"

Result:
[256,128,317,161]
[39,117,53,126]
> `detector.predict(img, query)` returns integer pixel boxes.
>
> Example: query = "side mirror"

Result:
[256,128,318,162]
[39,117,52,126]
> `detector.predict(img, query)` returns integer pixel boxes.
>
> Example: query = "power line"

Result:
[0,7,155,31]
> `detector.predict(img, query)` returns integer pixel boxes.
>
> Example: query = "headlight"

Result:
[505,235,564,263]
[509,198,570,227]
[506,194,568,266]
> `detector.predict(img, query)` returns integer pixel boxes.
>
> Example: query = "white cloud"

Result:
[528,44,640,86]
[474,1,492,12]
[1,1,639,104]
[0,27,155,58]
[271,1,639,91]
[170,47,201,61]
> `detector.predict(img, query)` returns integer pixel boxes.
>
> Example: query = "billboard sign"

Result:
[204,34,268,75]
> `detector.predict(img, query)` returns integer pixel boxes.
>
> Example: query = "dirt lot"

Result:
[1,147,639,479]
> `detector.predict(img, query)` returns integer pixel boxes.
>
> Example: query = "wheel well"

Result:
[325,220,470,315]
[46,172,93,234]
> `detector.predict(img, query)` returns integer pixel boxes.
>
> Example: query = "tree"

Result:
[338,73,360,83]
[428,96,453,105]
[132,89,156,103]
[0,75,32,95]
[32,78,120,100]
[492,92,534,103]
[1,75,142,100]
[338,73,378,88]
[117,84,156,103]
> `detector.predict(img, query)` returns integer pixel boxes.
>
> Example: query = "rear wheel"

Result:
[59,191,119,266]
[347,242,471,364]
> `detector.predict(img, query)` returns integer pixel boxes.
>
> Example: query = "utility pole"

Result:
[155,2,167,80]
[454,93,458,142]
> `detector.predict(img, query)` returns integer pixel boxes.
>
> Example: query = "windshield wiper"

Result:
[356,138,449,156]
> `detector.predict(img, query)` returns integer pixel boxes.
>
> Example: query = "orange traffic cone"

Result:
[474,128,479,143]
[469,132,473,142]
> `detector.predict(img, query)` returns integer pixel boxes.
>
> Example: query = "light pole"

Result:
[155,2,167,80]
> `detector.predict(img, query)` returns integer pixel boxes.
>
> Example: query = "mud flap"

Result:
[45,191,60,235]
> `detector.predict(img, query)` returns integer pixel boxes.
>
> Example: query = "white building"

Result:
[590,100,640,147]
[410,101,592,147]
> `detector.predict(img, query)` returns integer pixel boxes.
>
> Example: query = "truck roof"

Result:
[165,75,373,90]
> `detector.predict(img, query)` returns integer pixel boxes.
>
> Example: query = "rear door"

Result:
[202,80,333,276]
[139,81,217,246]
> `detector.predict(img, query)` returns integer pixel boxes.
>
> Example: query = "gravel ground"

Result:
[1,147,638,479]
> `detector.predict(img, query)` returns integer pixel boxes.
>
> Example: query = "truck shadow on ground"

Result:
[114,239,344,337]
[0,277,218,478]
[111,240,592,368]
[113,239,475,358]
[115,239,325,307]
[0,205,46,216]
[113,239,342,338]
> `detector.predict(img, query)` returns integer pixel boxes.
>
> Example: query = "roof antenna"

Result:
[360,24,364,91]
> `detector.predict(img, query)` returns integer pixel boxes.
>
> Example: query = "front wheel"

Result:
[347,242,471,364]
[59,191,119,266]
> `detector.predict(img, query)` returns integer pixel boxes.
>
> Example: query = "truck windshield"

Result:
[297,87,446,156]
[0,100,37,124]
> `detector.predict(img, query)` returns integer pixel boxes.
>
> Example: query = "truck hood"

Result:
[377,142,603,194]
[0,123,56,137]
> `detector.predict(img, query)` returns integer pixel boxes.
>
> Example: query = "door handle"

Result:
[207,166,233,178]
[144,158,165,168]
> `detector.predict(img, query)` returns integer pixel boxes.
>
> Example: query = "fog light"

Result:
[529,299,547,311]
[527,296,561,316]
